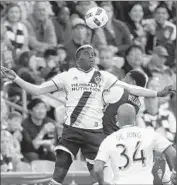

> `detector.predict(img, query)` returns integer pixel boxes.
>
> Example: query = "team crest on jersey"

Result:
[94,76,102,85]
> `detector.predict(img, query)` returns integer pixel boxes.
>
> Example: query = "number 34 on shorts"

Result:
[117,141,146,170]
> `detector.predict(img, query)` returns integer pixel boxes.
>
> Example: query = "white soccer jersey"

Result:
[52,68,117,129]
[95,126,172,184]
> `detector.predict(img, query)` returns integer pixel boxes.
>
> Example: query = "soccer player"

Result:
[1,44,175,185]
[102,69,145,136]
[94,103,176,185]
[102,70,173,185]
[102,70,145,183]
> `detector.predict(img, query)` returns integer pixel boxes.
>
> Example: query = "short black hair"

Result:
[75,45,94,59]
[44,48,57,59]
[155,2,171,16]
[125,44,143,57]
[128,70,146,87]
[27,98,46,110]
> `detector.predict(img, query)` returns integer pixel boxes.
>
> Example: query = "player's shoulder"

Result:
[62,67,79,78]
[104,131,118,142]
[68,67,78,73]
[100,70,118,79]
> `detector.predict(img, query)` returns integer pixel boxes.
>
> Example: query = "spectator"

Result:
[0,81,9,130]
[92,1,132,56]
[56,44,69,72]
[21,98,57,162]
[23,2,57,54]
[1,130,24,172]
[7,51,44,102]
[1,130,14,172]
[141,1,159,19]
[64,18,89,67]
[112,1,132,22]
[16,51,36,83]
[141,78,176,142]
[7,111,23,141]
[1,22,14,68]
[122,44,148,77]
[74,1,97,19]
[40,48,59,80]
[3,3,29,61]
[145,46,175,90]
[7,112,24,162]
[97,45,125,79]
[144,3,176,52]
[52,6,73,45]
[125,3,147,48]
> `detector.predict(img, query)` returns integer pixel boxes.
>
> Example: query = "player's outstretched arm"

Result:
[1,66,57,96]
[115,80,176,97]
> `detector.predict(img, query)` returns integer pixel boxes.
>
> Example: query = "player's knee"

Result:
[55,150,72,170]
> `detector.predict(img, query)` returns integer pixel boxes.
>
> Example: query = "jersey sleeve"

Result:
[51,72,68,90]
[95,137,110,163]
[103,85,124,104]
[101,71,118,90]
[152,131,172,153]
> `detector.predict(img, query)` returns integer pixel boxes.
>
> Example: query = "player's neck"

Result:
[121,124,135,129]
[77,67,93,73]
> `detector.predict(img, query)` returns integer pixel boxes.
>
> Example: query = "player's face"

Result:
[155,8,169,25]
[77,48,95,71]
[123,73,136,85]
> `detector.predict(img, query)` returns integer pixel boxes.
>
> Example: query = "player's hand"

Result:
[1,66,17,81]
[157,85,176,97]
[171,170,176,185]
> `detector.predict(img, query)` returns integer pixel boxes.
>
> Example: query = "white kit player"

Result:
[1,44,176,185]
[94,104,176,185]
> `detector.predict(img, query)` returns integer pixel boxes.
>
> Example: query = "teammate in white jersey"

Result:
[94,103,176,185]
[1,44,175,185]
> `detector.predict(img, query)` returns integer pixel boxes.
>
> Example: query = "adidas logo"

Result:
[73,77,78,80]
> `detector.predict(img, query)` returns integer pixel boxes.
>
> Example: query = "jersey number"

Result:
[116,141,146,170]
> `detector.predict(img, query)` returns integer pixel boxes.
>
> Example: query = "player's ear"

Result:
[133,80,136,85]
[76,59,80,67]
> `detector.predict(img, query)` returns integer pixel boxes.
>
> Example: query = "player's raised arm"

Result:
[1,66,61,96]
[115,80,176,98]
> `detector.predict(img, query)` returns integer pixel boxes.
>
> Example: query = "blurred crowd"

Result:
[0,1,176,172]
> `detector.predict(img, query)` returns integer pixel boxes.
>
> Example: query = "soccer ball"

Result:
[85,7,108,29]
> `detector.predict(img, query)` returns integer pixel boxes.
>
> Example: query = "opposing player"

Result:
[1,44,175,185]
[103,69,145,136]
[94,104,176,185]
